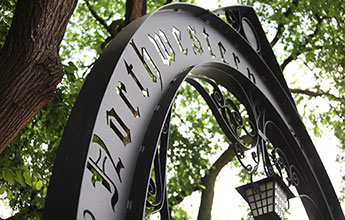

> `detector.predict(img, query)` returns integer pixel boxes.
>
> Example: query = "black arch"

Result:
[43,3,343,220]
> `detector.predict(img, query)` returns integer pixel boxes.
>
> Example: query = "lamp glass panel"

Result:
[268,197,273,204]
[238,177,292,219]
[255,194,260,200]
[248,195,254,203]
[246,188,253,196]
[262,199,267,206]
[258,208,263,215]
[267,189,273,197]
[266,181,273,189]
[262,191,267,198]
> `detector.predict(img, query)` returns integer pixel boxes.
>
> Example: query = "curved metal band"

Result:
[43,3,343,220]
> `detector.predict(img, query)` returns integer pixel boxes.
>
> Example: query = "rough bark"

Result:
[0,0,78,152]
[125,0,147,25]
[197,146,236,220]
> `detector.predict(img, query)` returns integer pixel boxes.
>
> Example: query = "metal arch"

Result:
[128,61,341,219]
[43,3,344,220]
[213,6,294,103]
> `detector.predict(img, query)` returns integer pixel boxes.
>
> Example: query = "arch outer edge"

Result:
[43,3,343,220]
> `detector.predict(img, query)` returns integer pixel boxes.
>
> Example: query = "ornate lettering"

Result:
[233,52,240,69]
[203,27,215,58]
[247,68,256,84]
[187,25,203,55]
[218,42,228,64]
[124,60,149,97]
[92,134,125,182]
[87,134,120,211]
[116,82,140,118]
[148,30,175,65]
[130,40,162,89]
[115,158,125,183]
[106,108,131,146]
[172,26,188,55]
[83,210,96,220]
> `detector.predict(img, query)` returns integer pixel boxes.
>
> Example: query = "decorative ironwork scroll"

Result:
[43,3,344,220]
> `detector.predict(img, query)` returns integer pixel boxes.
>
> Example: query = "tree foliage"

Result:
[241,0,345,202]
[0,0,15,49]
[167,83,227,205]
[0,62,83,219]
[0,0,345,219]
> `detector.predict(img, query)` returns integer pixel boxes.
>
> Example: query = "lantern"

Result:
[236,176,294,220]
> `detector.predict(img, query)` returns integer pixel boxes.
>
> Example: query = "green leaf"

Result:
[64,61,78,75]
[15,170,26,186]
[23,170,32,186]
[32,175,38,183]
[35,180,43,191]
[0,185,6,195]
[43,186,48,197]
[6,189,13,200]
[3,169,15,184]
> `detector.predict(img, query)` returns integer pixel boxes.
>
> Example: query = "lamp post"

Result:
[236,176,294,220]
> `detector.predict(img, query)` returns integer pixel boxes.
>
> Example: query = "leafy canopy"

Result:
[1,0,345,219]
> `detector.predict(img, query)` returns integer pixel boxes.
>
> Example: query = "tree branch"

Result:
[85,0,126,50]
[330,104,345,122]
[290,88,345,102]
[197,146,235,220]
[204,145,236,177]
[270,0,298,47]
[85,0,112,35]
[125,0,147,25]
[281,14,326,70]
[170,183,201,206]
[0,0,78,152]
[270,23,285,48]
[170,146,235,208]
[281,55,294,70]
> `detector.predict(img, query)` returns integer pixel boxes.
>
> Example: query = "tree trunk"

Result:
[197,172,217,220]
[0,0,78,152]
[197,146,236,220]
[125,0,147,25]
